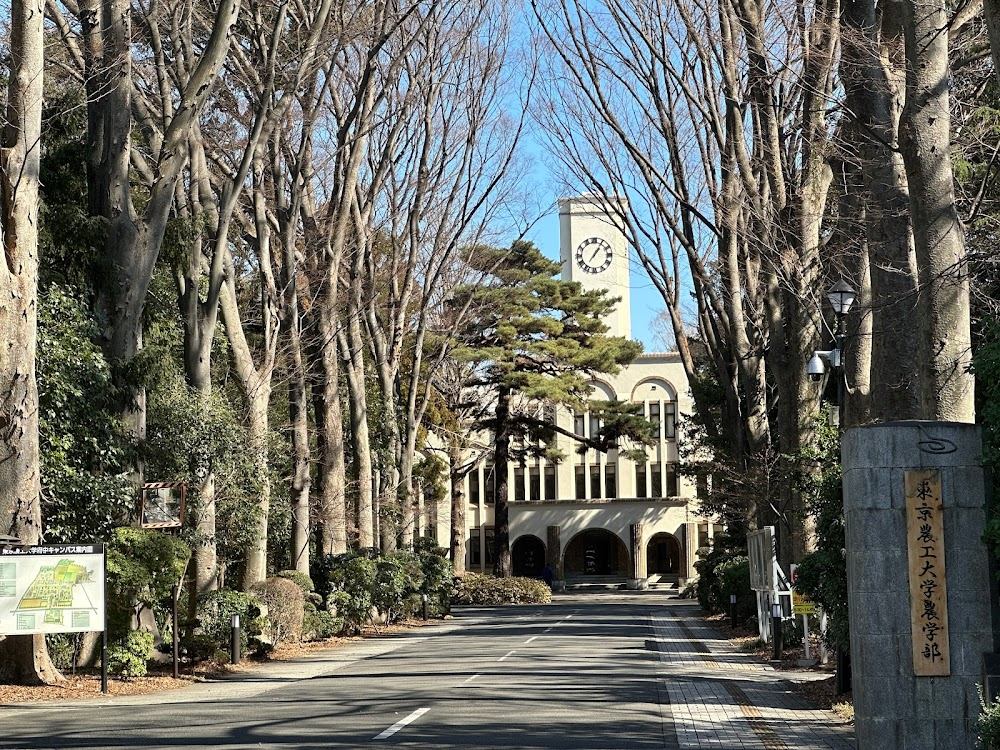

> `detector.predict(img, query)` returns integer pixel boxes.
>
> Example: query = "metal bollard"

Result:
[730,594,738,629]
[422,593,429,621]
[231,614,241,665]
[770,602,783,664]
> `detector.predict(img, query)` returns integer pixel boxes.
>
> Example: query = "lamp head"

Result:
[826,279,857,316]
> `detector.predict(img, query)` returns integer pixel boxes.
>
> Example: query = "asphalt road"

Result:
[1,593,674,749]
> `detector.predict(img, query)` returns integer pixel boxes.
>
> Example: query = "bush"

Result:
[328,554,377,635]
[451,573,552,605]
[303,607,343,641]
[194,590,262,657]
[277,570,314,593]
[250,577,305,646]
[106,527,190,639]
[716,556,755,625]
[418,548,453,617]
[374,554,418,623]
[108,630,154,679]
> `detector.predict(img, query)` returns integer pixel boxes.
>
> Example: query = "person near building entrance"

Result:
[542,563,554,589]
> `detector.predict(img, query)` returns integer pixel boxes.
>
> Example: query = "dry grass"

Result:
[0,617,444,704]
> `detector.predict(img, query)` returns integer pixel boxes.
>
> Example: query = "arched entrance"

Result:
[646,532,681,575]
[512,535,545,577]
[564,529,630,576]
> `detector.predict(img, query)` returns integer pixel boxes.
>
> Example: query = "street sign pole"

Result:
[101,545,108,694]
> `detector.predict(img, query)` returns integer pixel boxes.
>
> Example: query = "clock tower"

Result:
[559,194,631,339]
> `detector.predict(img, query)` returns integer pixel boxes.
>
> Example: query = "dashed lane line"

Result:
[372,707,429,741]
[498,650,517,662]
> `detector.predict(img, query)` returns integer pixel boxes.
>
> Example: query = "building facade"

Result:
[428,195,716,586]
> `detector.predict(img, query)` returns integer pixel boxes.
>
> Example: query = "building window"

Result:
[696,471,709,499]
[544,465,556,500]
[605,463,617,499]
[573,411,585,436]
[575,465,586,499]
[484,462,495,505]
[514,465,525,502]
[651,464,662,498]
[529,467,540,501]
[665,463,678,497]
[485,528,496,565]
[589,414,601,440]
[635,464,647,498]
[649,403,661,438]
[469,469,480,505]
[590,465,601,499]
[665,402,676,439]
[470,528,482,567]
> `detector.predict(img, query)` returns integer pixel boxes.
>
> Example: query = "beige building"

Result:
[427,195,715,587]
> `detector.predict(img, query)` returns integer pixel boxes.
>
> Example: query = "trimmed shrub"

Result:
[250,577,305,646]
[716,556,755,624]
[108,630,154,679]
[328,554,377,635]
[418,548,453,617]
[194,589,262,657]
[451,573,552,605]
[277,570,315,593]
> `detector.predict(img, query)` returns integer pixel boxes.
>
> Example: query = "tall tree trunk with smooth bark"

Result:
[899,0,974,421]
[0,0,63,685]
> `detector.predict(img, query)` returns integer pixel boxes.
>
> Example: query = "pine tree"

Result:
[451,241,651,576]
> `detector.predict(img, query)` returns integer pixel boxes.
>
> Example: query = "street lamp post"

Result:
[808,279,857,694]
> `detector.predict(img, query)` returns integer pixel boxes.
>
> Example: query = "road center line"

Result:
[372,707,429,741]
[524,636,538,644]
[498,650,517,661]
[462,673,481,683]
[544,627,553,633]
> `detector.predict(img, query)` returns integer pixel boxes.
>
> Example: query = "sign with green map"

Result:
[0,545,105,635]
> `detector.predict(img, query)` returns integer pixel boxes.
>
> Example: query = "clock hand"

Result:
[589,246,601,262]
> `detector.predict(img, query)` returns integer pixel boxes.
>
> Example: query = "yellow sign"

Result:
[905,469,950,676]
[792,589,817,615]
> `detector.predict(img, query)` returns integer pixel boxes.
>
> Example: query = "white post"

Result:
[803,614,811,660]
[820,610,829,664]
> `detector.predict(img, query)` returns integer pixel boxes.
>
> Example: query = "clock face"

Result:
[575,237,613,274]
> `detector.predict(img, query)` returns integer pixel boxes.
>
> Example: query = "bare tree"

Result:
[532,0,839,562]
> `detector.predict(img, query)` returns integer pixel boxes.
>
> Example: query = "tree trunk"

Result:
[899,0,974,421]
[492,386,512,578]
[842,0,921,421]
[288,326,312,576]
[341,260,374,549]
[311,305,348,556]
[449,448,468,574]
[0,0,63,686]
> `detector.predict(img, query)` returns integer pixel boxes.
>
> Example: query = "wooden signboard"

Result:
[905,469,950,676]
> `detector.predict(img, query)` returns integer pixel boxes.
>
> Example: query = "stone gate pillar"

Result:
[546,525,564,592]
[628,523,647,590]
[843,422,999,749]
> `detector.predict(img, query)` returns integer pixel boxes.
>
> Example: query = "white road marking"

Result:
[373,707,429,741]
[462,673,481,683]
[544,627,553,633]
[498,650,517,661]
[524,636,538,644]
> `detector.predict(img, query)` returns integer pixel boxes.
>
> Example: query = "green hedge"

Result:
[451,573,552,605]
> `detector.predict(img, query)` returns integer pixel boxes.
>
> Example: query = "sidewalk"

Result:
[651,603,855,749]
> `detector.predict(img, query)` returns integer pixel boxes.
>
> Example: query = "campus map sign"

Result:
[0,544,105,636]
